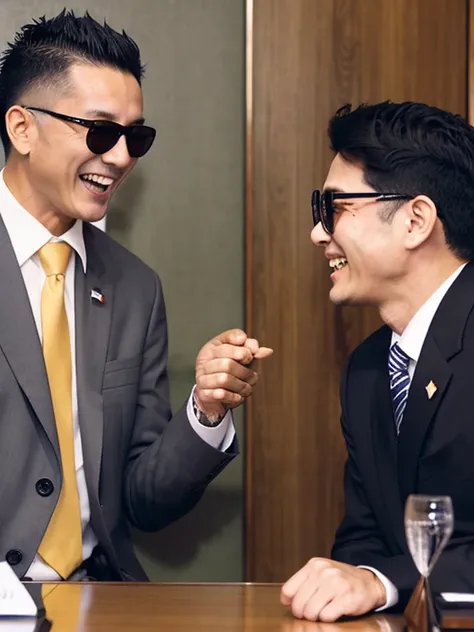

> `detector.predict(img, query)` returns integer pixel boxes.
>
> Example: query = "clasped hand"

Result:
[194,329,273,419]
[281,558,387,622]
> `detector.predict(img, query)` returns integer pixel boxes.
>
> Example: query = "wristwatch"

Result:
[192,396,225,427]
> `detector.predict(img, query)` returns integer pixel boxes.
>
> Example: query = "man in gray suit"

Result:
[0,10,272,582]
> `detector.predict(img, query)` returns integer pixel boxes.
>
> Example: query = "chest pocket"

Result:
[103,355,141,390]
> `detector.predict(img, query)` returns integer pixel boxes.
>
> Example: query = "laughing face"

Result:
[7,62,144,235]
[311,154,408,307]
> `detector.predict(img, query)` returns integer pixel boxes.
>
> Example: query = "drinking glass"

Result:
[404,494,453,631]
[405,494,453,577]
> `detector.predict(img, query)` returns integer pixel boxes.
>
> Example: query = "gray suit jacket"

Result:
[0,219,238,580]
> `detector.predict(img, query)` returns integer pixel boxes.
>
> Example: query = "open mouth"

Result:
[80,173,114,194]
[329,257,348,272]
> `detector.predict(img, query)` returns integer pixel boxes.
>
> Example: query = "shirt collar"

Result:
[0,170,87,271]
[391,263,467,362]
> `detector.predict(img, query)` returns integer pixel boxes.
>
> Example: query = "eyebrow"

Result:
[84,109,145,125]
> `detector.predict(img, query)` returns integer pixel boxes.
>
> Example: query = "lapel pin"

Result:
[90,288,105,305]
[425,380,438,400]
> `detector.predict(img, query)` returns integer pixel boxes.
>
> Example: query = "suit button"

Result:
[36,478,54,497]
[6,549,22,566]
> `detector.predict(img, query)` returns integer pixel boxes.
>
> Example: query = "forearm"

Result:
[124,403,237,531]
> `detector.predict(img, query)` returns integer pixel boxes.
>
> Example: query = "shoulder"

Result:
[346,324,391,372]
[353,324,391,355]
[83,224,166,320]
[339,325,391,412]
[84,223,160,289]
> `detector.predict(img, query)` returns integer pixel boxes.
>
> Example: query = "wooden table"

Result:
[37,583,406,631]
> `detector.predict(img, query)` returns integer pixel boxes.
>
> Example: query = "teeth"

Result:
[329,257,348,270]
[82,174,114,186]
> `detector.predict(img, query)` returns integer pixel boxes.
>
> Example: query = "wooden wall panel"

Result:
[245,0,468,582]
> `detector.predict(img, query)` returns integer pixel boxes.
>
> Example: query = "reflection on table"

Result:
[37,582,406,631]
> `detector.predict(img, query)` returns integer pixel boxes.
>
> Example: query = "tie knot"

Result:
[38,242,71,276]
[388,342,411,375]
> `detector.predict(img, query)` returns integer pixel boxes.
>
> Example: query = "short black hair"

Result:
[328,101,474,261]
[0,9,144,156]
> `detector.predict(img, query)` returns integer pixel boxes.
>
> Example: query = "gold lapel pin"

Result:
[425,380,438,400]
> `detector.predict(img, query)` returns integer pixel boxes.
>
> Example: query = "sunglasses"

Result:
[23,106,156,158]
[311,190,413,234]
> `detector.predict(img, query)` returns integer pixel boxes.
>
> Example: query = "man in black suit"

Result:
[0,10,272,582]
[281,101,474,621]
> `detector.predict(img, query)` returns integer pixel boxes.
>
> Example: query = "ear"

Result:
[5,106,37,156]
[403,195,438,249]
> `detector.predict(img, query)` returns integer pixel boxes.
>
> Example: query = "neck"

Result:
[378,255,465,334]
[3,161,74,236]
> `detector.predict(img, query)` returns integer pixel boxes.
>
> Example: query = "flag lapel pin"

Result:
[90,288,105,305]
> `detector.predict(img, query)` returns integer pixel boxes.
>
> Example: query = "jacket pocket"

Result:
[103,355,141,390]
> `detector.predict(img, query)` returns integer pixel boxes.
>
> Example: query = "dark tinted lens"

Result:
[125,125,156,158]
[86,124,122,155]
[311,190,321,227]
[322,191,334,233]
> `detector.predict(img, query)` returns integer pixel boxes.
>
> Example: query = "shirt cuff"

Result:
[358,566,399,611]
[186,390,236,452]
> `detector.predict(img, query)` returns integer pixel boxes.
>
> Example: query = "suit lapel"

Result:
[397,336,451,505]
[370,328,406,549]
[0,217,59,457]
[75,224,113,497]
[397,262,474,505]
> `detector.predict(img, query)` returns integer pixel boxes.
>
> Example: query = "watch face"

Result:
[204,416,222,427]
[193,396,225,426]
[193,401,222,426]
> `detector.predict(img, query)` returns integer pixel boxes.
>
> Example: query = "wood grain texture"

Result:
[38,582,405,631]
[245,0,468,582]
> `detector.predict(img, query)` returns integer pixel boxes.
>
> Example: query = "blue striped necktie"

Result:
[388,343,411,434]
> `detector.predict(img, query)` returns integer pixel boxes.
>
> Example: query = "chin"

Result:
[329,285,349,305]
[329,287,363,307]
[74,206,108,224]
[329,294,351,306]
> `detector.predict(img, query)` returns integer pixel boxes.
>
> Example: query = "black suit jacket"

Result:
[0,219,238,581]
[331,262,474,609]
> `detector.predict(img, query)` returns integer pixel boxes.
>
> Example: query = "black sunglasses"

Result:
[311,190,413,234]
[24,106,156,158]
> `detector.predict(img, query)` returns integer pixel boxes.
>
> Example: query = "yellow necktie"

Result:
[42,584,82,632]
[37,242,82,578]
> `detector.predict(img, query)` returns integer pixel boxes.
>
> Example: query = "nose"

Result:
[311,222,331,246]
[101,134,135,170]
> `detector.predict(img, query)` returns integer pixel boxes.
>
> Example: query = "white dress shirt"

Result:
[361,263,467,610]
[0,172,235,580]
